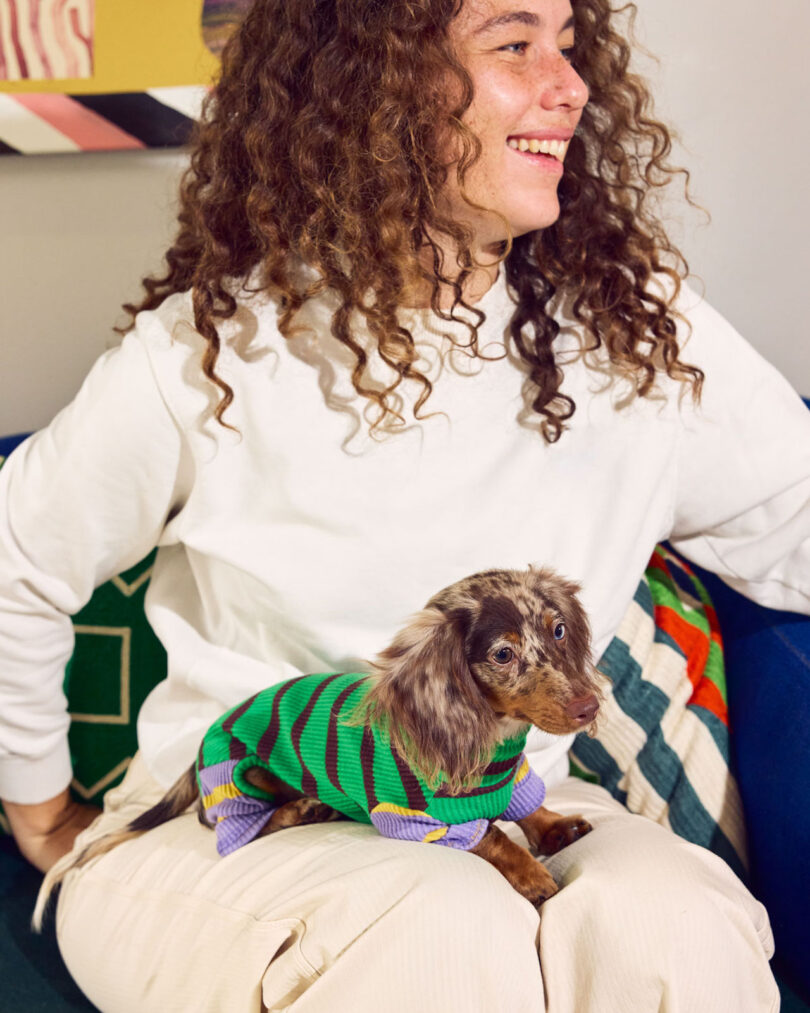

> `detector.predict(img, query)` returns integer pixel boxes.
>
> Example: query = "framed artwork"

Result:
[0,0,251,155]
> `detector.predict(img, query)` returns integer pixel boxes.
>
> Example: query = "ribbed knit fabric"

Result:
[196,672,546,855]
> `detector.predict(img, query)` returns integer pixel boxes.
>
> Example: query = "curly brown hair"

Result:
[123,0,702,442]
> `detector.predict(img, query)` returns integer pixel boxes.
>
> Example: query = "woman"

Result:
[1,0,807,1009]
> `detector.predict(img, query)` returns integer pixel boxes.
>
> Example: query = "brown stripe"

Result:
[483,757,520,776]
[256,676,308,761]
[222,692,259,760]
[291,673,343,797]
[223,692,259,734]
[392,747,427,811]
[229,736,248,761]
[326,678,367,793]
[360,727,379,811]
[435,760,519,799]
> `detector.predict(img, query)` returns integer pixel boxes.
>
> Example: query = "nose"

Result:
[541,54,589,113]
[565,693,599,725]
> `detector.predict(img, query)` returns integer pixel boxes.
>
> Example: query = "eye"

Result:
[553,623,566,641]
[498,41,529,55]
[492,646,514,664]
[560,46,575,63]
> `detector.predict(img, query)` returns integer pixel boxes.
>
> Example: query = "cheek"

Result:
[476,663,536,709]
[465,70,528,138]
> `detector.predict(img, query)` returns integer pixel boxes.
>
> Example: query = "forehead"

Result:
[450,0,576,38]
[462,572,563,627]
[463,579,561,661]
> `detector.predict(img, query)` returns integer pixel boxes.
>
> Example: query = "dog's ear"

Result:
[362,606,498,791]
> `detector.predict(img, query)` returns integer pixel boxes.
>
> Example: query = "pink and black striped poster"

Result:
[0,0,251,155]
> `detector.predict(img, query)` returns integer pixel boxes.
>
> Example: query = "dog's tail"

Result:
[33,764,199,931]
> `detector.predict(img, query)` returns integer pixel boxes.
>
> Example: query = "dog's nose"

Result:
[566,694,599,725]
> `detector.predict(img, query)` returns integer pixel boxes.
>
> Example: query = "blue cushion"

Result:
[0,433,29,460]
[694,567,810,1000]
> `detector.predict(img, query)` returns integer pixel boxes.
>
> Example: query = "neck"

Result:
[495,716,531,744]
[403,237,505,310]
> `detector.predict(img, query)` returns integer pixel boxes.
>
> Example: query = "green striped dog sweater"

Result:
[196,672,547,855]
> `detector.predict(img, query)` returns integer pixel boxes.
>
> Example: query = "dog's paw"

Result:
[539,815,592,855]
[522,863,560,911]
[527,880,559,911]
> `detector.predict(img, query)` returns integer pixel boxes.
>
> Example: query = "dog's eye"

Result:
[554,623,566,641]
[492,647,514,664]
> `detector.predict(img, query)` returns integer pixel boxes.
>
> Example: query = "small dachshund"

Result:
[37,567,603,925]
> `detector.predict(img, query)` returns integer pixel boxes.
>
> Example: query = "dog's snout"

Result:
[565,694,599,725]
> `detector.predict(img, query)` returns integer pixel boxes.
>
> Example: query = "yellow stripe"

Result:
[514,757,530,784]
[371,802,430,819]
[423,826,448,843]
[203,782,242,808]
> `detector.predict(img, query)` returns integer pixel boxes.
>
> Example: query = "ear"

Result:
[363,606,498,791]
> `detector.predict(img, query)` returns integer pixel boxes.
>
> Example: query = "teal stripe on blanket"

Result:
[687,705,731,762]
[572,726,743,877]
[569,736,628,806]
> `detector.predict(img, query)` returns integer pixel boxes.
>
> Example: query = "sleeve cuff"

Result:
[0,739,73,805]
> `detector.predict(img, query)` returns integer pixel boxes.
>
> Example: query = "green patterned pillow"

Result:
[0,549,165,834]
[63,551,166,807]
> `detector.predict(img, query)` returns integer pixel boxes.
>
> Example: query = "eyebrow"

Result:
[473,11,575,35]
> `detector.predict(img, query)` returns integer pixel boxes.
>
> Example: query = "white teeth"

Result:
[507,137,569,160]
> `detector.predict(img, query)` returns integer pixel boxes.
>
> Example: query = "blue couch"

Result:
[0,428,808,1011]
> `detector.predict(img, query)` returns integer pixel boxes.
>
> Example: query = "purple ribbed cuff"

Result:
[499,755,546,821]
[370,805,489,851]
[214,797,277,856]
[198,759,278,856]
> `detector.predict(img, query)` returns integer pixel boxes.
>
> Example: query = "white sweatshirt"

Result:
[1,275,809,805]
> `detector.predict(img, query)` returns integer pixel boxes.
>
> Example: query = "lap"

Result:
[51,756,777,1013]
[54,755,542,1013]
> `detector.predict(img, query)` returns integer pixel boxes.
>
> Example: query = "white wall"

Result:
[631,0,810,396]
[0,149,186,434]
[1,0,809,435]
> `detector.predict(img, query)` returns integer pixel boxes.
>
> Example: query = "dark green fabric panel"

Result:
[65,552,166,807]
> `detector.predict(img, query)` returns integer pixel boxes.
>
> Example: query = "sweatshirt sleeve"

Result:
[668,291,810,614]
[0,328,187,804]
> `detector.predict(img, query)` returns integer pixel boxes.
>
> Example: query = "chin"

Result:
[512,207,561,239]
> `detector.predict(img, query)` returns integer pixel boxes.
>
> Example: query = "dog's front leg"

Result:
[470,823,558,910]
[517,806,592,856]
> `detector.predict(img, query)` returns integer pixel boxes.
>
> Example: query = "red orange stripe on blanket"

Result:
[648,549,728,726]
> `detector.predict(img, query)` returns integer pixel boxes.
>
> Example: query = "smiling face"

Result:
[441,0,588,252]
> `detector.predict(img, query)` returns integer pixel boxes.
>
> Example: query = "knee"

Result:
[558,817,769,948]
[540,817,777,1009]
[387,840,541,938]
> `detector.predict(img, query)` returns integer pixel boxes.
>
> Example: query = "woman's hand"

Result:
[3,790,101,873]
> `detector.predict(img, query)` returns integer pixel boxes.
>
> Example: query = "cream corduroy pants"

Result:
[49,754,778,1013]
